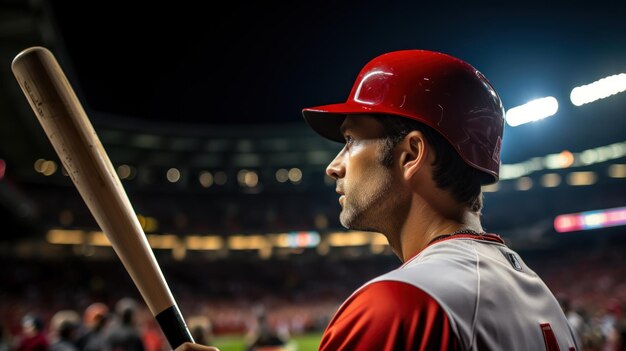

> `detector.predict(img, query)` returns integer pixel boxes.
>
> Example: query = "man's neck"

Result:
[394,199,483,262]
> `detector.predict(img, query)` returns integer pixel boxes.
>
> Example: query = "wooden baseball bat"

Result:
[11,46,194,349]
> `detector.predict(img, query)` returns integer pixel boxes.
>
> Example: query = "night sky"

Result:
[48,1,626,161]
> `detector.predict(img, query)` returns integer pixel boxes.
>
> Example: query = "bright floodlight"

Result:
[505,97,559,127]
[570,73,626,106]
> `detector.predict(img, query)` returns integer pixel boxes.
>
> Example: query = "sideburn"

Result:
[378,137,397,168]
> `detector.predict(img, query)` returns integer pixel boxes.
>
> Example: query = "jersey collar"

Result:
[401,233,505,267]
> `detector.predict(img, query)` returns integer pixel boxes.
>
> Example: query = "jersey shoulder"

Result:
[319,280,459,351]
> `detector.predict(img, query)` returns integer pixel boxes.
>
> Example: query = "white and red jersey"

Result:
[319,234,579,351]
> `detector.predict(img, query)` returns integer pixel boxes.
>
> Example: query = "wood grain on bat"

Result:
[11,47,175,316]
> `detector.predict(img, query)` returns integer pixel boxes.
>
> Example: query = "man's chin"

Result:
[340,212,377,232]
[339,211,355,230]
[339,213,350,229]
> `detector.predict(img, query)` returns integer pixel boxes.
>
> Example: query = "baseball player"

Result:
[177,50,579,351]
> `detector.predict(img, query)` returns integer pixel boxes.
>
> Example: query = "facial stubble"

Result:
[339,150,406,234]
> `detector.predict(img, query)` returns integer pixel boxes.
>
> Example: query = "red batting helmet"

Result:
[302,50,505,184]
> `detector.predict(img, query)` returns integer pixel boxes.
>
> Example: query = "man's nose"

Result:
[326,151,345,179]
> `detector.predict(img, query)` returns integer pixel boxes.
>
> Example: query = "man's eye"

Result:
[345,135,354,145]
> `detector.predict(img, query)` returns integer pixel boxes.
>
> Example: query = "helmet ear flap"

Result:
[302,50,504,184]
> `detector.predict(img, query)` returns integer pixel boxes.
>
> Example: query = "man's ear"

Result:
[399,131,429,181]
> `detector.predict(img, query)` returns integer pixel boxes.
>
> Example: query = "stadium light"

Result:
[117,164,133,180]
[167,168,181,182]
[505,97,559,127]
[566,171,597,186]
[608,164,626,178]
[482,183,499,192]
[214,171,228,185]
[186,235,223,250]
[515,177,533,191]
[46,229,84,244]
[540,173,561,188]
[199,171,214,187]
[554,206,626,233]
[570,73,626,106]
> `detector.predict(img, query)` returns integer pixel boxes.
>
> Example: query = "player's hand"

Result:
[175,342,220,351]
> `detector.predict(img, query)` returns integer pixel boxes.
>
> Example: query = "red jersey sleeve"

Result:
[319,280,460,351]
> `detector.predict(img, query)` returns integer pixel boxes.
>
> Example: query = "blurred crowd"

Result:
[0,295,328,351]
[1,244,625,351]
[0,297,163,351]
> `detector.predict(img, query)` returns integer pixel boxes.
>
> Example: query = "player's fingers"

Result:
[174,342,220,351]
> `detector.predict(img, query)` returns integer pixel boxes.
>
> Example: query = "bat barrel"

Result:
[11,46,194,349]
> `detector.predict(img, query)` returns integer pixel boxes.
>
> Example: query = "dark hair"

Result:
[22,314,44,332]
[58,320,77,340]
[377,115,483,212]
[121,308,134,325]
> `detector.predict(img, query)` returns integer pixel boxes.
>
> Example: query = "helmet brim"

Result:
[302,102,389,143]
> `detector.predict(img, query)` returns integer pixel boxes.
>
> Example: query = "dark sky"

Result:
[48,1,626,161]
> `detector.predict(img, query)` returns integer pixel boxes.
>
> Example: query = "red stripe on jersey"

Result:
[319,281,460,351]
[541,323,561,351]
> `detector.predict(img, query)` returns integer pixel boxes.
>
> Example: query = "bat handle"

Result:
[156,305,195,348]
